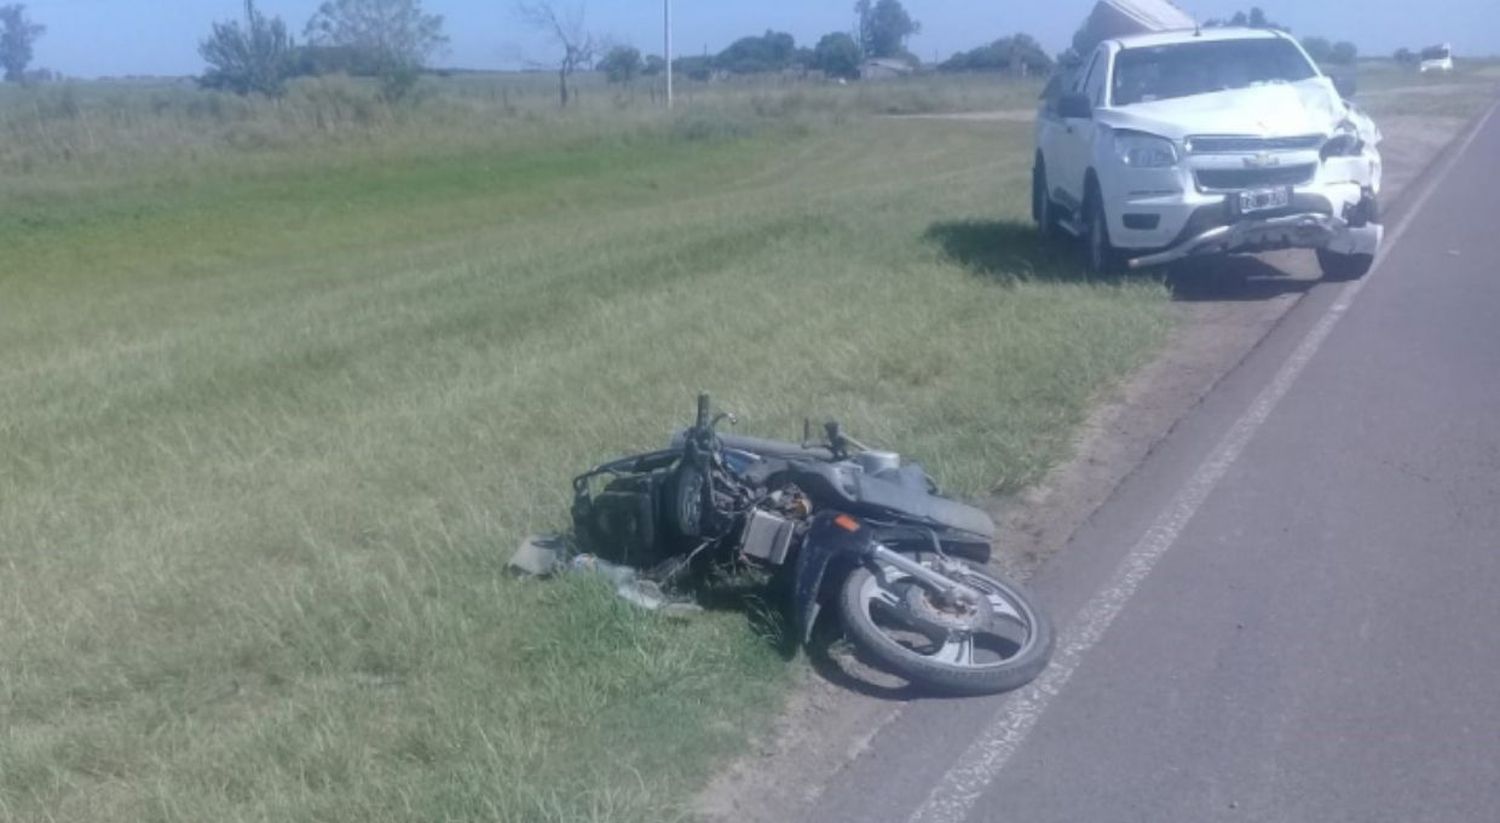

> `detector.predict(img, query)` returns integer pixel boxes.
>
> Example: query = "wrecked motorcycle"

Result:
[571,395,1054,695]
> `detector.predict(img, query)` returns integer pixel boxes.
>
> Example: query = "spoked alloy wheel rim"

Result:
[855,561,1039,672]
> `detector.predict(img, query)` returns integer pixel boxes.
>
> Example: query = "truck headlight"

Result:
[1115,132,1179,168]
[1322,122,1365,159]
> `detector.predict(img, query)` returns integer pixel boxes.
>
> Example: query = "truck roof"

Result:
[1112,26,1287,50]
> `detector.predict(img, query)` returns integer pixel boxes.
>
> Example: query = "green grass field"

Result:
[5,60,1489,820]
[1,74,1172,821]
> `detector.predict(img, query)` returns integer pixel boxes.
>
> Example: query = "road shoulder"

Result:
[695,99,1494,823]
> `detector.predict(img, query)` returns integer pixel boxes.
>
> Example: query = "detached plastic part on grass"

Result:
[509,534,704,619]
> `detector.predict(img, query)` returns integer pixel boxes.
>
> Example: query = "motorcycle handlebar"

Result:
[681,394,854,460]
[696,393,711,430]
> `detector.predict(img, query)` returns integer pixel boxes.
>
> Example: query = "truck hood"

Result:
[1101,78,1356,140]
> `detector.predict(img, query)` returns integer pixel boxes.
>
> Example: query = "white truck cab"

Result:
[1033,27,1384,280]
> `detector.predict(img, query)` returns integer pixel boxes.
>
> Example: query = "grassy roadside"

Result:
[1356,59,1500,119]
[1,83,1165,822]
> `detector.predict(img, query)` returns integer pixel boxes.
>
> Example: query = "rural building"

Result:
[859,58,916,80]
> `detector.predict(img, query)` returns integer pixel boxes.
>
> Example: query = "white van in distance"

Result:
[1420,44,1455,74]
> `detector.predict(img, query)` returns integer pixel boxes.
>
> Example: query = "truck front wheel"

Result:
[1086,190,1124,276]
[1317,248,1375,282]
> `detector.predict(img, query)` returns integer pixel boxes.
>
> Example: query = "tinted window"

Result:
[1112,38,1318,107]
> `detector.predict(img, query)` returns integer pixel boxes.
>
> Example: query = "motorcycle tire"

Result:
[661,463,705,543]
[839,557,1054,696]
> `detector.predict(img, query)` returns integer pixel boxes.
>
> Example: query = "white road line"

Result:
[908,100,1500,823]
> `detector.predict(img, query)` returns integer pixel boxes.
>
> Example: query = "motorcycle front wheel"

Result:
[839,557,1053,696]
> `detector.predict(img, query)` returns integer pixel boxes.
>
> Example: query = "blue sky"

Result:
[22,0,1500,78]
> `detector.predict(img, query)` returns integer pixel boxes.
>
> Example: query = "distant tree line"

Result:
[600,0,1047,86]
[1060,7,1358,71]
[544,1,920,99]
[23,0,1369,105]
[939,33,1052,75]
[1203,8,1359,66]
[199,0,446,99]
[1394,44,1451,66]
[620,0,910,85]
[1202,6,1286,30]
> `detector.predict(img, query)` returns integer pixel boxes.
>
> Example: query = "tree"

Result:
[1006,33,1050,76]
[1204,7,1288,31]
[1330,41,1359,65]
[812,32,862,80]
[304,0,446,71]
[1394,47,1416,66]
[0,3,45,84]
[515,1,595,107]
[642,54,666,76]
[1301,36,1334,64]
[940,34,1052,75]
[716,30,796,75]
[292,44,388,76]
[855,0,919,59]
[598,45,642,84]
[199,0,296,96]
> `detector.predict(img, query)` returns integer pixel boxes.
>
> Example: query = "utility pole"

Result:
[664,0,674,109]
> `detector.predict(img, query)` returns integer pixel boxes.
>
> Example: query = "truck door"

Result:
[1052,46,1108,216]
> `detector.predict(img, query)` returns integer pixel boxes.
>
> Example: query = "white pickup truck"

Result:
[1033,27,1384,280]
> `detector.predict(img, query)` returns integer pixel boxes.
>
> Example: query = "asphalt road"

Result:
[803,102,1500,823]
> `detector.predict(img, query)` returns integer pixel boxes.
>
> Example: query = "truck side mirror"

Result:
[1058,92,1093,119]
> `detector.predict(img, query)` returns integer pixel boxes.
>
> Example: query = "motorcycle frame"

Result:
[574,394,986,646]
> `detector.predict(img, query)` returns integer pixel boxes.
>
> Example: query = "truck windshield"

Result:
[1112,39,1318,107]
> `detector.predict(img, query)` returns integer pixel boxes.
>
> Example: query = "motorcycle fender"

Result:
[793,512,875,643]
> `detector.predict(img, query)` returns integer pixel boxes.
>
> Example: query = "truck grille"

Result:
[1187,135,1325,154]
[1196,164,1317,191]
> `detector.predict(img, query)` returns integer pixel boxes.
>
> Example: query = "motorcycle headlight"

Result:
[1322,123,1365,159]
[1115,132,1179,169]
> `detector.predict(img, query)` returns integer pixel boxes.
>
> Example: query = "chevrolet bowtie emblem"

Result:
[1244,152,1281,168]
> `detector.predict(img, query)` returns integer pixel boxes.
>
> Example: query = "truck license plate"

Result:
[1237,186,1292,214]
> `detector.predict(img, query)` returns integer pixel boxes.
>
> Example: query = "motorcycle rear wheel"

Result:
[839,557,1053,695]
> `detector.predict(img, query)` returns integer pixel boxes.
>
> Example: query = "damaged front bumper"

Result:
[1107,117,1385,271]
[1126,209,1384,269]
